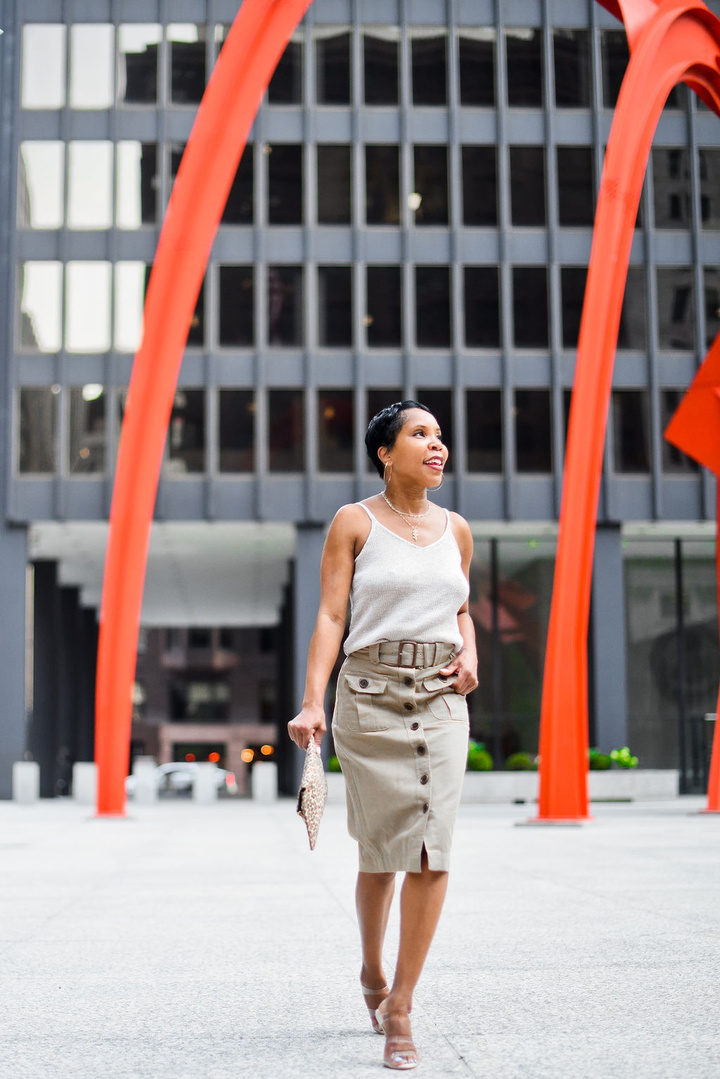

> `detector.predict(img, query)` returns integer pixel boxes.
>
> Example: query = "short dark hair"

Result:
[365,400,433,478]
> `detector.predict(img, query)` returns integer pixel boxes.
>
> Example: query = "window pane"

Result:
[19,388,57,473]
[510,147,546,226]
[219,390,255,472]
[560,266,587,348]
[18,143,64,228]
[268,145,303,225]
[416,267,451,347]
[318,266,352,347]
[167,390,205,474]
[704,266,720,348]
[114,262,146,352]
[118,25,161,105]
[319,390,354,472]
[269,389,305,471]
[416,389,453,471]
[68,386,106,473]
[466,389,502,472]
[367,389,402,423]
[619,267,647,349]
[459,32,495,106]
[365,145,400,225]
[652,148,691,229]
[699,149,720,229]
[601,30,627,108]
[366,266,402,347]
[317,146,351,224]
[515,390,552,472]
[169,24,206,105]
[22,25,66,109]
[219,266,254,346]
[513,268,548,348]
[462,147,497,225]
[268,266,303,346]
[661,390,699,473]
[412,34,447,106]
[657,268,695,350]
[68,142,113,229]
[316,30,350,104]
[222,145,254,225]
[268,37,302,104]
[413,146,448,225]
[363,31,399,105]
[557,146,594,226]
[18,262,62,351]
[464,267,500,347]
[506,29,543,107]
[70,25,114,108]
[66,262,111,352]
[117,142,158,227]
[612,390,650,473]
[187,276,205,347]
[553,29,590,107]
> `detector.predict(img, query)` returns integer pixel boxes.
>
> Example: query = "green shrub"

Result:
[327,755,342,773]
[588,747,612,771]
[467,740,493,771]
[504,752,536,771]
[610,746,639,769]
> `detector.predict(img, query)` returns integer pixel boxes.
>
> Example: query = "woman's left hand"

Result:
[439,651,478,696]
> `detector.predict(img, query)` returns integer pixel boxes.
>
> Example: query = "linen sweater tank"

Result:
[343,504,468,656]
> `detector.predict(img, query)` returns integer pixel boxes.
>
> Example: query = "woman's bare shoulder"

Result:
[448,511,473,551]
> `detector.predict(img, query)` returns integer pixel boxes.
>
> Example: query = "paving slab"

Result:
[0,797,718,1079]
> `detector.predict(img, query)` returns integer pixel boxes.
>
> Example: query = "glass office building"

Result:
[1,0,718,797]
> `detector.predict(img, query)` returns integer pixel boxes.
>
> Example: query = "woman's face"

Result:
[382,408,448,486]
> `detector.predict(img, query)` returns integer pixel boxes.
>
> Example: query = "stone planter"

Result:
[324,769,679,806]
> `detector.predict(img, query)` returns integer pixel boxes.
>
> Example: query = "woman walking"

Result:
[288,401,478,1070]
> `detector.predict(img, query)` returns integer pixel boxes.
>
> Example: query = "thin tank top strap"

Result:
[356,501,377,523]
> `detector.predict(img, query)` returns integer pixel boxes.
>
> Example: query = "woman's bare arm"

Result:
[287,505,368,749]
[441,514,479,695]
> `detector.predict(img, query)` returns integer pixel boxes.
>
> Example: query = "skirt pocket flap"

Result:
[345,674,388,695]
[423,674,455,693]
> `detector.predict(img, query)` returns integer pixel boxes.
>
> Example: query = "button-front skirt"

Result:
[331,644,469,873]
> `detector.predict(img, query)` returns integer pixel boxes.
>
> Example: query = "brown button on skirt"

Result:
[331,642,469,873]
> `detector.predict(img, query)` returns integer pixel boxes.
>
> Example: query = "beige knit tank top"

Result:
[343,503,468,656]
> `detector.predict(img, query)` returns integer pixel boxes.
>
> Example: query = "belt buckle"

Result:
[398,641,418,668]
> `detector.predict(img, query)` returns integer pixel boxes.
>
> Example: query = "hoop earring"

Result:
[431,478,443,492]
[383,461,392,484]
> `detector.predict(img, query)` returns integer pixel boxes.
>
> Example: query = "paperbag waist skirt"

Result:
[331,642,469,873]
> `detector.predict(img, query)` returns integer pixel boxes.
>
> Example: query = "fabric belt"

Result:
[364,640,455,669]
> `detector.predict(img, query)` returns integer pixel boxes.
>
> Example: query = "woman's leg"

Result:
[389,848,449,1011]
[356,870,396,989]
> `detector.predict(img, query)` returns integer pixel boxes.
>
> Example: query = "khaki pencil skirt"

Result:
[331,641,469,873]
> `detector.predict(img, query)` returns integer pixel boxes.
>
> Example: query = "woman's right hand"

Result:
[287,705,326,751]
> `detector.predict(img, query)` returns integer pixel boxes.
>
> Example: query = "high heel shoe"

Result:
[361,982,389,1033]
[375,1002,419,1070]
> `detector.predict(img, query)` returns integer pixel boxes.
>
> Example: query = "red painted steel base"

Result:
[533,0,720,822]
[94,0,313,815]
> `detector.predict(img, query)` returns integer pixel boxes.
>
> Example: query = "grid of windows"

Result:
[12,5,720,523]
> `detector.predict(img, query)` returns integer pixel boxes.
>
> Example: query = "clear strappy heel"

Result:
[361,982,389,1033]
[375,1003,419,1070]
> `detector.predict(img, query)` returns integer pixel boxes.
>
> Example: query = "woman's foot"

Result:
[361,977,390,1033]
[375,1001,418,1070]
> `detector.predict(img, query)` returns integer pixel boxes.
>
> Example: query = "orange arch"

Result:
[536,0,720,820]
[95,0,313,815]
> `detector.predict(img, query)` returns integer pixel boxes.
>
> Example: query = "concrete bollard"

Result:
[251,762,278,803]
[192,762,218,804]
[72,762,97,806]
[132,757,158,804]
[13,761,40,804]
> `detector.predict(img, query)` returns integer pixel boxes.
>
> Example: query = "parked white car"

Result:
[125,762,238,797]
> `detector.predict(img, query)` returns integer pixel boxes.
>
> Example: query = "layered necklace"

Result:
[381,490,431,543]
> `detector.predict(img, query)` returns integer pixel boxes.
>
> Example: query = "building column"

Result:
[30,561,59,796]
[0,525,28,799]
[76,607,98,763]
[590,524,628,753]
[289,524,325,791]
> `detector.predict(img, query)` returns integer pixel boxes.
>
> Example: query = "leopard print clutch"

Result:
[297,741,328,850]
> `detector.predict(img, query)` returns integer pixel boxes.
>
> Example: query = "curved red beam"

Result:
[94,0,313,815]
[535,0,720,820]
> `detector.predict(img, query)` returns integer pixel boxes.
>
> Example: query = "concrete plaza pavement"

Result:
[0,795,718,1079]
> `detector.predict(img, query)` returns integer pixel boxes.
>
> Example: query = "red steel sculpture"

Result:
[95,0,720,816]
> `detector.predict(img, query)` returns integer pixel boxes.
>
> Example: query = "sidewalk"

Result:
[0,796,718,1079]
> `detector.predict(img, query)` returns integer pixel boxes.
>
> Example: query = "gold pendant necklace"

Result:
[381,491,431,543]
